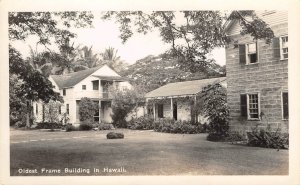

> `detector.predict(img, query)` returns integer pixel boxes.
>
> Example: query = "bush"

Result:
[36,122,63,129]
[247,129,289,149]
[79,97,99,122]
[98,123,115,130]
[79,122,93,131]
[128,116,155,130]
[153,118,207,134]
[64,124,76,132]
[106,132,124,139]
[225,131,245,142]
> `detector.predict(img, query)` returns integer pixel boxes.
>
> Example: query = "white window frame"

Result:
[280,35,288,60]
[245,42,259,65]
[281,91,289,120]
[247,93,261,120]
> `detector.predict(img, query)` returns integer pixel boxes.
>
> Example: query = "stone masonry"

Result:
[226,22,288,134]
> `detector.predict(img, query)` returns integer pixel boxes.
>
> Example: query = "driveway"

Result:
[10,129,288,176]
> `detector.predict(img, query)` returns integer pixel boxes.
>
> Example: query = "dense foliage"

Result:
[35,122,63,129]
[128,117,207,134]
[197,83,229,141]
[78,97,99,122]
[102,11,274,72]
[110,86,145,128]
[120,54,224,92]
[247,128,289,149]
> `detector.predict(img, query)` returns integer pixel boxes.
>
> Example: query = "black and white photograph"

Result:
[1,0,300,185]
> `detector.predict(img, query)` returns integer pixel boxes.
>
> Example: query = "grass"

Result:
[10,129,288,176]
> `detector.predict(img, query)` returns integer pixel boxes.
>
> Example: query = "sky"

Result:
[11,12,226,66]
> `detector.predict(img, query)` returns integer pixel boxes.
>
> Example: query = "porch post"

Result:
[99,100,101,123]
[145,99,148,116]
[153,101,156,120]
[194,95,197,123]
[170,97,173,119]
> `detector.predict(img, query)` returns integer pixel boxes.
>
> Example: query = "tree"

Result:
[76,45,101,68]
[120,54,224,92]
[9,12,93,47]
[9,46,63,127]
[26,45,53,77]
[110,86,145,128]
[196,83,229,141]
[78,97,99,122]
[102,11,274,72]
[100,47,127,72]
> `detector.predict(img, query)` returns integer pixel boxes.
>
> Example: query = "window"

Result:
[82,85,86,90]
[240,93,260,120]
[157,104,164,118]
[282,92,289,120]
[280,36,288,59]
[92,80,99,90]
[239,43,258,64]
[59,105,62,114]
[35,104,38,114]
[248,94,259,119]
[94,110,99,122]
[66,104,69,115]
[63,89,66,96]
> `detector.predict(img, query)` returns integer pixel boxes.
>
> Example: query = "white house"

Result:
[145,77,226,123]
[33,65,131,124]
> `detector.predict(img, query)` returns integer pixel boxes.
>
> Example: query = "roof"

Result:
[145,77,226,98]
[92,75,128,82]
[50,65,103,89]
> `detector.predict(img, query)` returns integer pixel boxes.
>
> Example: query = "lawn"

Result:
[10,129,288,176]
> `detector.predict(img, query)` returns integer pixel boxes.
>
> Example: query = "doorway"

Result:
[173,102,177,120]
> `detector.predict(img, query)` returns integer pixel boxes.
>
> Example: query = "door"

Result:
[173,102,177,120]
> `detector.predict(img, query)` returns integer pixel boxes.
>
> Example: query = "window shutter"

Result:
[239,44,246,64]
[240,94,247,117]
[282,92,289,119]
[273,37,281,59]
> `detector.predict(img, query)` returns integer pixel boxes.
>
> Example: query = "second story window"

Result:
[92,80,99,90]
[63,89,66,96]
[239,42,258,65]
[280,36,288,59]
[82,85,86,90]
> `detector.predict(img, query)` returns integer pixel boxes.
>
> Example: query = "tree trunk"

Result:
[26,100,32,128]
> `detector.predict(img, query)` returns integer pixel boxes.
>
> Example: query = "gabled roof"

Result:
[50,65,103,89]
[92,75,128,82]
[145,77,226,98]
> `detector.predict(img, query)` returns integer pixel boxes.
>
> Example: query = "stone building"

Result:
[224,11,288,133]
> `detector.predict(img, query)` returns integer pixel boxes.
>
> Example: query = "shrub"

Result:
[153,118,207,134]
[225,131,245,142]
[247,128,289,149]
[79,122,93,131]
[64,124,76,132]
[79,97,99,122]
[110,86,145,128]
[197,83,229,141]
[127,116,155,130]
[36,122,63,129]
[98,123,115,130]
[106,132,124,139]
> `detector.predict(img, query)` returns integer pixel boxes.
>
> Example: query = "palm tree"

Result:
[53,40,88,74]
[26,45,53,77]
[100,47,127,72]
[76,45,100,69]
